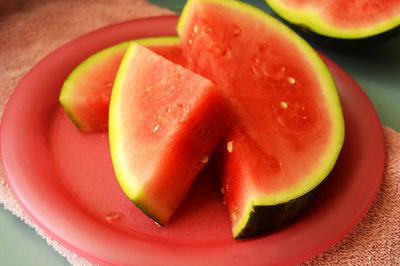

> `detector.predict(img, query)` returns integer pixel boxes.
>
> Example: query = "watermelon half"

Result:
[178,0,345,238]
[109,43,232,225]
[265,0,400,41]
[59,36,185,132]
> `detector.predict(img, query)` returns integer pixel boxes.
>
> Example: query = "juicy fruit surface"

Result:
[179,0,344,237]
[265,0,400,38]
[276,0,400,28]
[59,37,185,132]
[109,43,231,225]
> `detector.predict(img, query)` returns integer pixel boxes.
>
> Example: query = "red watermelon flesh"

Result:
[59,37,185,132]
[178,0,344,238]
[109,43,232,225]
[270,0,400,29]
[264,0,400,40]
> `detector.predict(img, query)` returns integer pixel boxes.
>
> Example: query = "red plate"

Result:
[0,16,385,265]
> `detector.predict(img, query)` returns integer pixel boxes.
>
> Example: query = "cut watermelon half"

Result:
[178,0,345,238]
[59,36,185,132]
[109,43,232,225]
[265,0,400,40]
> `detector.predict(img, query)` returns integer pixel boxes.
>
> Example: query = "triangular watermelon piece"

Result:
[178,0,345,238]
[109,42,232,225]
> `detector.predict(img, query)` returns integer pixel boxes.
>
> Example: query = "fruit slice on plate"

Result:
[265,0,400,40]
[109,43,231,225]
[178,0,345,238]
[59,36,185,132]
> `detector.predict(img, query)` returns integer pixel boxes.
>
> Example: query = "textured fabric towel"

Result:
[0,1,399,265]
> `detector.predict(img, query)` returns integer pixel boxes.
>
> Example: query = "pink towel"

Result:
[305,127,400,265]
[0,1,399,265]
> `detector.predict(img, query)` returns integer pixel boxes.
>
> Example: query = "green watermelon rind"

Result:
[236,179,327,239]
[108,43,144,206]
[265,0,400,40]
[178,0,345,238]
[59,36,180,132]
[135,36,181,47]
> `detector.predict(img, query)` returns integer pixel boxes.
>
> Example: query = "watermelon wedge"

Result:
[265,0,400,40]
[109,43,231,225]
[59,36,185,132]
[178,0,345,238]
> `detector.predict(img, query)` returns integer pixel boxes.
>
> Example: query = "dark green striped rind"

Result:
[235,181,324,239]
[294,24,400,49]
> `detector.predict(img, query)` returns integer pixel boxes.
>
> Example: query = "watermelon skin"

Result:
[293,26,400,49]
[59,37,185,132]
[235,183,321,239]
[265,0,400,44]
[109,43,232,225]
[178,0,345,238]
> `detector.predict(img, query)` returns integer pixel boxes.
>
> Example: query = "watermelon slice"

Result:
[59,36,185,132]
[109,43,232,225]
[265,0,400,40]
[178,0,345,238]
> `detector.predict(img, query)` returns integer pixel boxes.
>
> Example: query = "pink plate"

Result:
[0,16,385,265]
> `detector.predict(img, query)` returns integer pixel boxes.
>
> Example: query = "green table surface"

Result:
[1,0,399,265]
